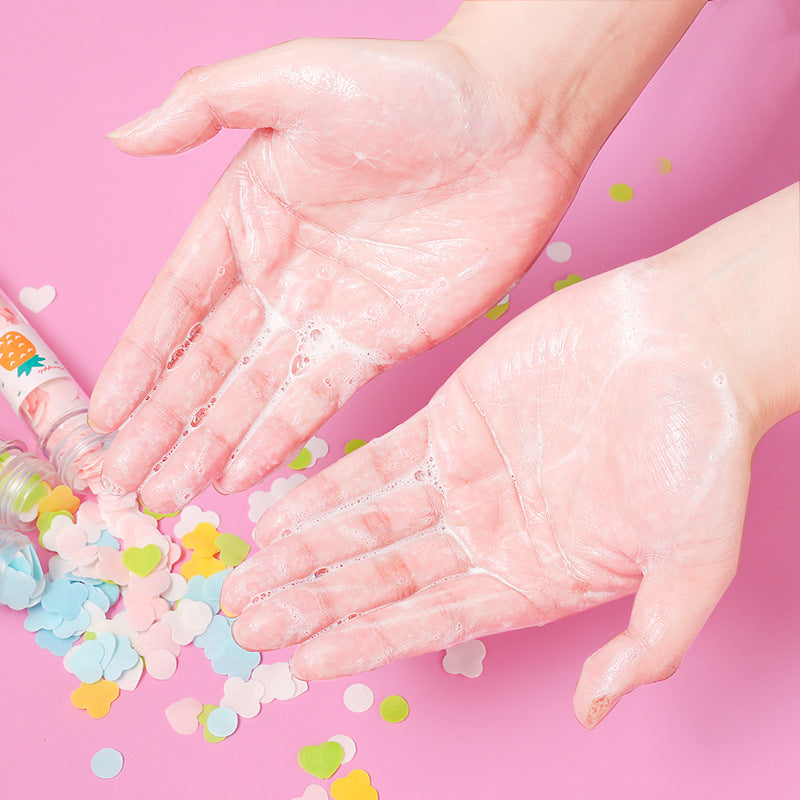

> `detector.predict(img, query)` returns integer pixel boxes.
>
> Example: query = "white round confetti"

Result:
[145,649,177,680]
[293,786,329,800]
[545,241,572,263]
[343,683,374,713]
[329,734,356,764]
[207,705,239,738]
[90,747,123,779]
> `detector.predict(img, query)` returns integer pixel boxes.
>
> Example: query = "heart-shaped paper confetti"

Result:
[122,544,161,577]
[115,658,143,692]
[215,533,250,567]
[297,741,345,780]
[330,769,378,800]
[165,697,203,735]
[19,284,56,313]
[292,786,329,800]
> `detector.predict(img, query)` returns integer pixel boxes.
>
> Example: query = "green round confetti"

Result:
[198,704,227,743]
[656,157,672,174]
[203,726,227,744]
[198,703,216,725]
[484,298,509,321]
[344,439,367,455]
[289,447,312,470]
[609,183,634,202]
[379,695,409,723]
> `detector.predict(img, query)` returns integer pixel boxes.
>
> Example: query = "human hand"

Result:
[221,184,800,728]
[89,35,582,510]
[89,1,709,511]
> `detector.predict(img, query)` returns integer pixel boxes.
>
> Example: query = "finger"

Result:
[284,572,535,680]
[89,207,233,433]
[211,351,381,495]
[221,483,443,615]
[100,280,267,491]
[106,41,312,155]
[135,328,298,511]
[573,547,738,730]
[252,410,432,546]
[232,529,471,651]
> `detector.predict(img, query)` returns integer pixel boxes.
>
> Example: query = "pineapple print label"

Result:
[0,323,69,414]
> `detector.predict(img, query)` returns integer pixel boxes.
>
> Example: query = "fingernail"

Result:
[585,694,620,729]
[107,108,158,139]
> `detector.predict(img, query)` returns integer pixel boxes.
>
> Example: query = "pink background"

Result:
[1,0,799,797]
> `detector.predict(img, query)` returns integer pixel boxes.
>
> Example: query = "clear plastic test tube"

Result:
[0,439,57,531]
[0,287,112,492]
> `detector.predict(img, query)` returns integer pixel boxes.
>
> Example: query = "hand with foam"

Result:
[89,2,710,510]
[222,185,800,728]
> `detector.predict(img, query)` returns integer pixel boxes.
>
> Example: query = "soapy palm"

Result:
[223,262,751,726]
[90,38,579,510]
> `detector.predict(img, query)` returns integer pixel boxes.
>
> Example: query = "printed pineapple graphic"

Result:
[0,331,45,376]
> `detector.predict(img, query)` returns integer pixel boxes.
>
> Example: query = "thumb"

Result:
[107,41,310,156]
[573,545,738,729]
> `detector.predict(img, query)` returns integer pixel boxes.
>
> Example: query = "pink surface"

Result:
[1,0,799,797]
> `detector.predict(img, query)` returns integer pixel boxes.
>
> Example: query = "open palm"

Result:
[223,260,753,727]
[90,37,581,510]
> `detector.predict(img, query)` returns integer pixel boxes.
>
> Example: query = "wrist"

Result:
[661,183,800,440]
[435,0,706,170]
